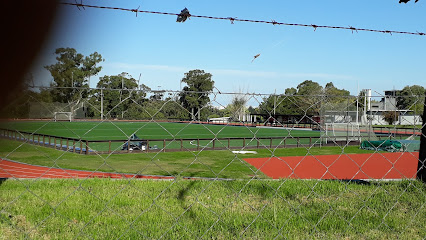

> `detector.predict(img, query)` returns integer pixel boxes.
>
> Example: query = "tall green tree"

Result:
[179,69,214,120]
[258,80,351,118]
[89,73,144,119]
[44,48,103,106]
[397,85,425,115]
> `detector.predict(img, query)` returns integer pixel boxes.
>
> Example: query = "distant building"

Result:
[325,89,421,126]
[364,90,420,125]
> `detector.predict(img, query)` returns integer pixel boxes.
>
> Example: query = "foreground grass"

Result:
[0,139,374,179]
[0,179,425,239]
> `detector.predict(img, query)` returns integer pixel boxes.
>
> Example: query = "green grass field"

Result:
[0,121,321,152]
[1,121,424,239]
[1,178,424,239]
[0,139,374,179]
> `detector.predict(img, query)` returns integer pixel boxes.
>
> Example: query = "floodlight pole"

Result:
[100,88,104,120]
[273,89,276,125]
[356,80,359,125]
[417,95,426,183]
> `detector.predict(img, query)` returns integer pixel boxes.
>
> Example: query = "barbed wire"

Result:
[60,2,426,36]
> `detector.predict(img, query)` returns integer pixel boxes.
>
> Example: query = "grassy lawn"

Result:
[1,139,374,179]
[0,178,424,239]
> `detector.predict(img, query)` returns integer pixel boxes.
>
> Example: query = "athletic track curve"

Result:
[0,152,419,180]
[0,159,174,180]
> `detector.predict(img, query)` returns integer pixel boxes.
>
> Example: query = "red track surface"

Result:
[0,159,174,179]
[244,152,419,180]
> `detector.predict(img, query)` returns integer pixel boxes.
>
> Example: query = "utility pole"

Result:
[356,80,359,125]
[417,95,426,182]
[100,88,104,120]
[273,89,276,125]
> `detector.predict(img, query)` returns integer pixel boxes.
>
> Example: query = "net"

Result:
[322,123,378,144]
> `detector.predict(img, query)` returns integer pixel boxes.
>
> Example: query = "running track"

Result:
[0,159,174,179]
[244,152,419,180]
[0,152,419,180]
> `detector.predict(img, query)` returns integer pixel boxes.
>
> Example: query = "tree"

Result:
[90,73,143,119]
[44,48,103,115]
[179,69,214,120]
[258,80,351,119]
[225,94,249,122]
[396,85,425,115]
[382,111,399,125]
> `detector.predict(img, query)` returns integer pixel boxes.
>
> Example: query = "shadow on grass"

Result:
[328,179,370,185]
[177,173,197,219]
[0,178,7,186]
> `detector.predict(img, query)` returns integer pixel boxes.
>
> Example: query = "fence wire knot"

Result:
[132,6,140,17]
[228,17,236,24]
[349,26,358,34]
[74,0,85,10]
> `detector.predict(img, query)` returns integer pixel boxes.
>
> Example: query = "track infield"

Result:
[244,152,419,180]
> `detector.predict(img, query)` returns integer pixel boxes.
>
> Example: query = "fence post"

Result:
[146,140,150,153]
[79,141,83,154]
[270,138,273,148]
[417,96,426,182]
[228,138,230,149]
[257,139,259,149]
[181,139,183,151]
[109,141,111,154]
[197,139,199,151]
[213,139,215,150]
[85,140,89,155]
[73,139,76,153]
[163,139,166,152]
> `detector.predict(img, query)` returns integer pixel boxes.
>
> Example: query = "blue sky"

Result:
[31,0,425,106]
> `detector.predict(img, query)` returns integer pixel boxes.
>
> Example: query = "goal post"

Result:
[321,123,377,144]
[53,112,72,122]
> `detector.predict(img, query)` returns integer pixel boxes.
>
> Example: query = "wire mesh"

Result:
[0,86,425,239]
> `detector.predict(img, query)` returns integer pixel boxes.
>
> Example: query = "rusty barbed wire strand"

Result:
[60,2,426,36]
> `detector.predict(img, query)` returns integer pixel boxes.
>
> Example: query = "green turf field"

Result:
[0,121,321,152]
[0,121,320,139]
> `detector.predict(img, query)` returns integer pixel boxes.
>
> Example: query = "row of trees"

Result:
[2,48,424,121]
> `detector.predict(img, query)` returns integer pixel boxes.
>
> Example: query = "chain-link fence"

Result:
[0,86,425,239]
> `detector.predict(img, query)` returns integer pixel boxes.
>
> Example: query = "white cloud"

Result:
[105,62,189,73]
[106,62,355,81]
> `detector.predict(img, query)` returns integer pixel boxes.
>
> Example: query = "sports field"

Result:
[0,121,321,152]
